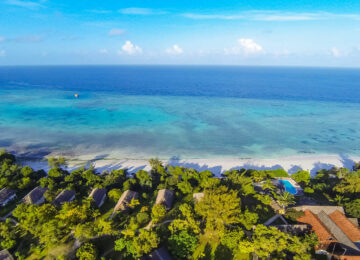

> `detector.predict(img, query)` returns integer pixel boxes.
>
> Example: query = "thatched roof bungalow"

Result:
[113,190,138,213]
[0,249,14,260]
[53,190,75,206]
[22,186,47,205]
[89,188,107,208]
[142,247,173,260]
[0,188,16,207]
[155,189,174,210]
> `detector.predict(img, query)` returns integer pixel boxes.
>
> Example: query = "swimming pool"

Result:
[279,180,298,195]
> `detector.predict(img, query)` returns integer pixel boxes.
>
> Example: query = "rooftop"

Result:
[113,190,138,212]
[155,189,174,210]
[22,186,47,204]
[0,188,16,205]
[89,188,107,208]
[53,190,75,206]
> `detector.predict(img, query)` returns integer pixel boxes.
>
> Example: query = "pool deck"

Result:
[273,177,304,196]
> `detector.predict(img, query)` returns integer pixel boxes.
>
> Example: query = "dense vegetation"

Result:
[0,149,359,259]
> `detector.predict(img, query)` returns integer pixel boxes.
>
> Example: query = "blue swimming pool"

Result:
[279,180,297,195]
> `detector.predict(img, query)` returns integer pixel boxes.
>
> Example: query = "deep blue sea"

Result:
[0,65,360,159]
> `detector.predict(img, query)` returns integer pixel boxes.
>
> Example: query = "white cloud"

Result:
[118,8,166,15]
[99,49,109,54]
[182,11,360,22]
[182,13,242,20]
[6,0,44,9]
[0,37,4,42]
[120,41,142,55]
[166,45,184,55]
[109,28,125,36]
[225,38,264,55]
[0,50,6,57]
[330,47,341,57]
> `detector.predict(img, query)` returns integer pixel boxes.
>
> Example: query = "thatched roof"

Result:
[0,249,14,260]
[0,188,16,205]
[155,189,174,210]
[142,247,173,260]
[113,190,138,212]
[89,188,107,208]
[22,186,47,204]
[53,190,75,206]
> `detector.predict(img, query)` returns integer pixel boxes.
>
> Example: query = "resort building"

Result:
[22,186,47,205]
[142,247,173,260]
[293,205,360,258]
[155,189,174,210]
[0,188,16,207]
[0,249,14,260]
[88,188,107,208]
[113,190,138,213]
[53,190,76,206]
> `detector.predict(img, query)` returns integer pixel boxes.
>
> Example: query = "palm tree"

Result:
[262,179,276,192]
[277,192,296,209]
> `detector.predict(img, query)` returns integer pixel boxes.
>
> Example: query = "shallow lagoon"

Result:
[1,66,360,159]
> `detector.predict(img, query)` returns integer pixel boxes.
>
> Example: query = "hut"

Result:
[89,188,107,208]
[155,189,174,210]
[142,247,173,260]
[113,190,138,213]
[0,188,16,207]
[0,249,14,260]
[53,190,75,206]
[22,186,47,205]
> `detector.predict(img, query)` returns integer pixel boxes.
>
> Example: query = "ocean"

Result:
[0,65,360,160]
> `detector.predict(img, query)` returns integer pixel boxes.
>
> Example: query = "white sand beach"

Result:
[18,153,360,176]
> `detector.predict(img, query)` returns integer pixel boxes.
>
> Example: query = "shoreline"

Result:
[17,153,360,176]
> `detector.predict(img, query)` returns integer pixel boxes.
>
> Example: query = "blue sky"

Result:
[0,0,360,66]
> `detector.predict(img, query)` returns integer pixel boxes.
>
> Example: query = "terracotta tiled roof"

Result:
[329,210,360,242]
[297,209,336,244]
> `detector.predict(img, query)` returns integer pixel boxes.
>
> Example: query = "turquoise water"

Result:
[279,180,297,195]
[0,66,360,159]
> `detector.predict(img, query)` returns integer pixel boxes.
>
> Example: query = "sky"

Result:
[0,0,360,66]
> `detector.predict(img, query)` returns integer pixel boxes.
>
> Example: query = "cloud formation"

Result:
[6,0,44,10]
[182,11,360,22]
[225,38,264,55]
[166,45,183,55]
[120,41,142,55]
[0,50,6,57]
[109,28,125,36]
[0,37,4,42]
[330,47,341,57]
[118,8,165,15]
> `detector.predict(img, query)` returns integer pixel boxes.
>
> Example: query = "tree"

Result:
[47,156,66,168]
[151,204,167,223]
[195,186,241,229]
[345,199,360,218]
[276,192,296,209]
[291,170,311,185]
[76,242,98,260]
[133,230,160,257]
[0,219,18,249]
[136,212,150,226]
[136,170,152,189]
[334,171,360,193]
[169,231,198,259]
[108,189,122,202]
[149,158,163,170]
[239,209,259,230]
